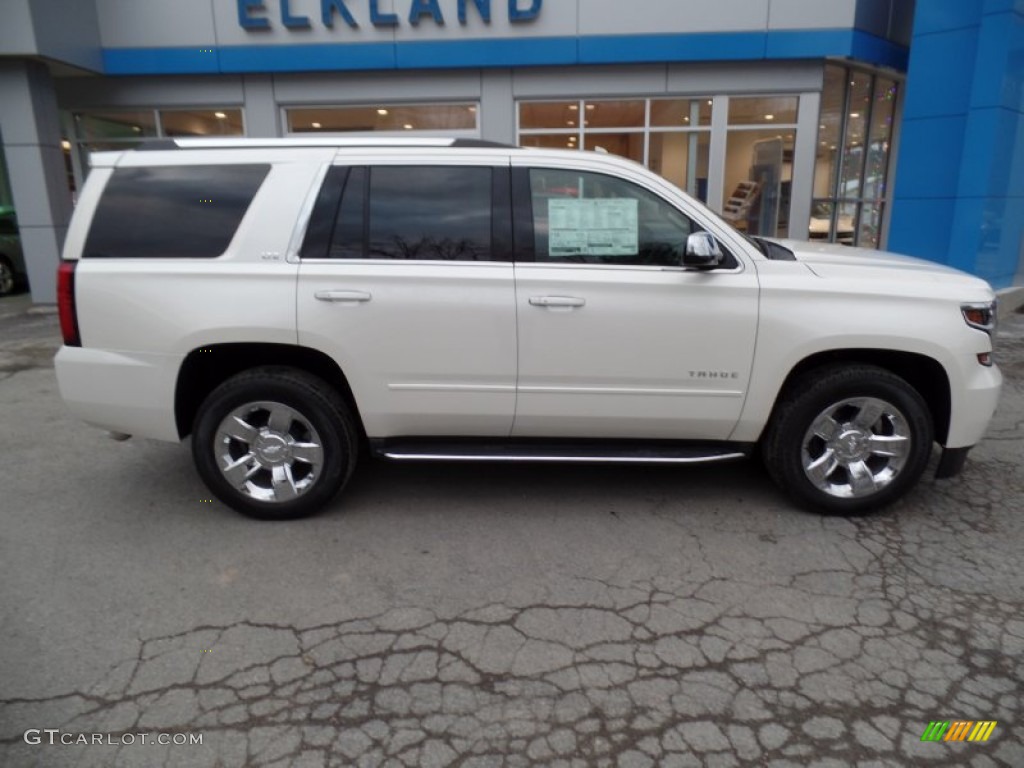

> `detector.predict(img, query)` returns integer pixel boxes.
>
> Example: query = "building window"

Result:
[66,108,245,187]
[518,98,712,202]
[285,104,479,135]
[723,97,799,237]
[159,109,245,137]
[813,65,898,247]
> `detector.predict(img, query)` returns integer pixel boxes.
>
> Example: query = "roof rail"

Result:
[135,137,515,151]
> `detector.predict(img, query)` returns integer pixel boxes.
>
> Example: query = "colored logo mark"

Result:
[921,721,997,742]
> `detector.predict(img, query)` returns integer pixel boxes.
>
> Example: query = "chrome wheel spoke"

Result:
[811,414,842,442]
[223,454,259,489]
[222,416,258,445]
[853,400,885,430]
[267,406,294,434]
[271,465,299,502]
[847,460,877,496]
[291,441,323,465]
[868,434,909,458]
[806,449,839,487]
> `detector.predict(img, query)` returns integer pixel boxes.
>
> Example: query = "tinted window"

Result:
[84,165,269,259]
[367,167,491,261]
[300,166,347,260]
[329,166,366,260]
[529,168,696,267]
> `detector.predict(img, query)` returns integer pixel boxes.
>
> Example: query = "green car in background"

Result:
[0,206,27,296]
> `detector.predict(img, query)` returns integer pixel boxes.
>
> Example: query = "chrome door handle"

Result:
[529,296,586,308]
[315,290,372,303]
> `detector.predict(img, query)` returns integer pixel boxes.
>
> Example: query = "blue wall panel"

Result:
[889,199,957,262]
[889,0,1024,287]
[894,117,966,199]
[99,29,909,76]
[910,0,981,36]
[899,27,978,118]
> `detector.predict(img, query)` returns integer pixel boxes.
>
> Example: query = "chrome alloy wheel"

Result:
[800,396,911,499]
[214,401,325,503]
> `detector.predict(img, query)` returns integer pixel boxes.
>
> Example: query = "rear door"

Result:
[511,159,760,440]
[297,153,517,438]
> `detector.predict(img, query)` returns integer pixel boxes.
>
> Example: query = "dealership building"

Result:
[0,0,1021,302]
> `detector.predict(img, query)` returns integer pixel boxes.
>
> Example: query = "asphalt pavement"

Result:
[1,291,1022,767]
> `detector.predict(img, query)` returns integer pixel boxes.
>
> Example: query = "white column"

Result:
[790,90,821,243]
[707,95,729,214]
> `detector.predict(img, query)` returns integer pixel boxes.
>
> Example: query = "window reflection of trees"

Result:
[368,167,492,261]
[369,236,485,261]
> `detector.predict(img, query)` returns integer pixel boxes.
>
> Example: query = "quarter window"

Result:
[528,168,696,267]
[83,165,269,259]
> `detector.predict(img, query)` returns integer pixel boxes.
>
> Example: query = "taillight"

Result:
[57,261,81,347]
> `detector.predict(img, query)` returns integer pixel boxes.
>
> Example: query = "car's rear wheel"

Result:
[0,256,16,296]
[762,365,934,514]
[192,367,357,520]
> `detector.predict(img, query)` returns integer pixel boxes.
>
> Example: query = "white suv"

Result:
[55,138,1001,519]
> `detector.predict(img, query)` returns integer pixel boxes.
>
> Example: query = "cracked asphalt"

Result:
[1,292,1022,767]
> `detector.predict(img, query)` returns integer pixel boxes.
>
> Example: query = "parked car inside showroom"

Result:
[0,206,27,296]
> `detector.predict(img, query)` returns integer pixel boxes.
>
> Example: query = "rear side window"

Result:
[83,165,269,258]
[368,166,492,261]
[300,165,500,261]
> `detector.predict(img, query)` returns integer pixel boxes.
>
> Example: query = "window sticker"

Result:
[548,198,638,257]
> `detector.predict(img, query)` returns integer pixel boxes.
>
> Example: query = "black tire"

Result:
[762,364,934,515]
[192,366,358,520]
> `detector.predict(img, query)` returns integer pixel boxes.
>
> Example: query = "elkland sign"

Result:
[237,0,544,30]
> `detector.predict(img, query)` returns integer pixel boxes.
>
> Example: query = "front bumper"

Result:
[946,362,1002,448]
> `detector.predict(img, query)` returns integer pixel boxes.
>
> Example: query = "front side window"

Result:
[529,168,695,267]
[83,165,269,259]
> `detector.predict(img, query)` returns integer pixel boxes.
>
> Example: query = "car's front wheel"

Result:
[762,365,934,514]
[192,367,358,520]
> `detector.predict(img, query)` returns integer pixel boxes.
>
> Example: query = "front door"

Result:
[512,163,760,440]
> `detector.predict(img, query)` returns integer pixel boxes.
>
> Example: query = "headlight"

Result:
[962,301,997,337]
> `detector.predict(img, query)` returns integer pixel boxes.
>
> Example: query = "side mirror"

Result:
[682,232,724,269]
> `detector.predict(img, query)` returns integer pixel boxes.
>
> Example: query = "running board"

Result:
[370,439,753,465]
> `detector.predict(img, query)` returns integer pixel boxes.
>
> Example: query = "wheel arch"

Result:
[771,349,952,445]
[175,343,365,441]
